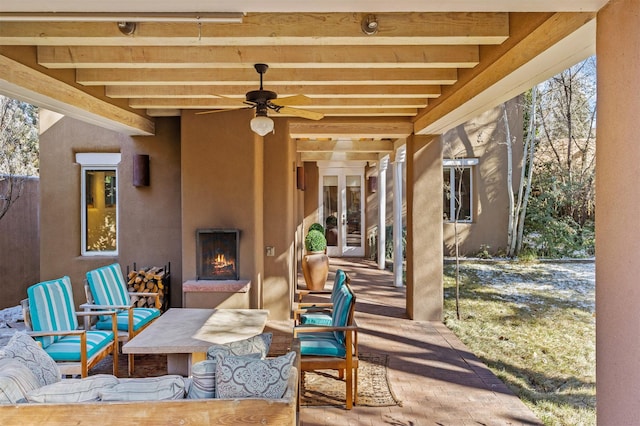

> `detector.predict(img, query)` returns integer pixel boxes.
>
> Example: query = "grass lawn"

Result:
[443,261,596,426]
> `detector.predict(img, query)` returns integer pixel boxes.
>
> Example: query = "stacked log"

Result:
[127,266,169,311]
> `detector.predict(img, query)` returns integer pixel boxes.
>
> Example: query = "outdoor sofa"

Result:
[0,332,300,425]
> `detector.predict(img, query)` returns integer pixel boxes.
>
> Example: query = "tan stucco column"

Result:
[596,0,640,424]
[406,134,443,321]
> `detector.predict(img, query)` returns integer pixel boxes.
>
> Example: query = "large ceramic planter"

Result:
[302,251,330,290]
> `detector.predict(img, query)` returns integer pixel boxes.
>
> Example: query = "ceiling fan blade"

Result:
[277,106,324,120]
[271,94,312,107]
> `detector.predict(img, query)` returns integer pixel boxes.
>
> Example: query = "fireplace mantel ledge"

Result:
[182,280,250,293]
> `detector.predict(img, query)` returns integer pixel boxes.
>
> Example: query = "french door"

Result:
[318,165,365,257]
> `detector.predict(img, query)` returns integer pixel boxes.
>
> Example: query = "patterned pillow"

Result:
[99,375,187,401]
[0,358,41,404]
[26,374,118,403]
[0,332,61,386]
[207,332,273,360]
[188,353,261,400]
[215,351,296,399]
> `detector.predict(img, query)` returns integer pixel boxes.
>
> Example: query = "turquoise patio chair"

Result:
[294,269,348,326]
[25,276,118,378]
[84,263,161,375]
[293,281,359,409]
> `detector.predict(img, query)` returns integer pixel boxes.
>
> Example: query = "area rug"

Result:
[300,353,402,407]
[91,353,168,378]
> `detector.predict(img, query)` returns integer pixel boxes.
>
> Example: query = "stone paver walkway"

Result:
[283,258,542,426]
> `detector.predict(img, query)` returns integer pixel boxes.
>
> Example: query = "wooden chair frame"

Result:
[293,273,350,325]
[21,298,119,378]
[293,282,359,409]
[81,283,159,376]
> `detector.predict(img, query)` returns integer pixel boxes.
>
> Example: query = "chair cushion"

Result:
[27,276,79,348]
[299,269,346,326]
[330,269,347,305]
[0,358,41,404]
[94,308,160,333]
[99,375,187,401]
[86,263,131,307]
[0,332,61,386]
[215,351,296,399]
[43,331,114,362]
[206,332,273,360]
[298,331,346,357]
[331,285,354,344]
[299,311,332,326]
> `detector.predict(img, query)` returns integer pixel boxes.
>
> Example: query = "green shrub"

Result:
[369,225,406,261]
[305,229,327,252]
[308,222,324,234]
[475,244,492,259]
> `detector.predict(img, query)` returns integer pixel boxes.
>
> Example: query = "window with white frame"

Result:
[443,158,477,223]
[76,153,121,256]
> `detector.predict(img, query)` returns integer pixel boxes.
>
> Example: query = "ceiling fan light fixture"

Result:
[250,112,274,136]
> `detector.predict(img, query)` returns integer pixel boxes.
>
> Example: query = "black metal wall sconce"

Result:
[368,176,377,193]
[296,166,305,191]
[133,154,150,187]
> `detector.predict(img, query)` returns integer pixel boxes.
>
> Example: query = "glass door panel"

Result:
[345,175,362,248]
[323,176,339,248]
[318,167,364,257]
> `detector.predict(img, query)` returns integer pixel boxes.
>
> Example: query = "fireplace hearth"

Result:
[196,229,240,280]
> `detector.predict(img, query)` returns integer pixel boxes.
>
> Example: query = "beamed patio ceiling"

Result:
[0,1,605,160]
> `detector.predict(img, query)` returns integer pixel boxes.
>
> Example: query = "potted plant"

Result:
[302,223,329,290]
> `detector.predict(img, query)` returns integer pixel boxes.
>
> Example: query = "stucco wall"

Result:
[180,111,296,320]
[441,96,523,256]
[262,119,296,319]
[39,115,182,308]
[0,177,39,309]
[181,109,269,312]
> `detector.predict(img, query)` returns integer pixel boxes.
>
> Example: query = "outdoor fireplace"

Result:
[196,229,240,280]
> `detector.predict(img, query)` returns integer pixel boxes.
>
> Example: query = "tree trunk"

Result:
[504,104,516,257]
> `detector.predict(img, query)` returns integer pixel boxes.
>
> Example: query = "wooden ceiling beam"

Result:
[106,84,441,98]
[0,53,154,135]
[289,118,414,139]
[0,12,508,46]
[413,12,595,134]
[300,152,380,162]
[37,45,479,69]
[297,139,394,153]
[129,98,427,109]
[284,108,417,116]
[77,68,458,86]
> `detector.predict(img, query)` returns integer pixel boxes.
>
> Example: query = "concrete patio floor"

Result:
[279,257,542,426]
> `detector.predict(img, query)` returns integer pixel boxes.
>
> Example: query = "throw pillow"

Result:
[0,358,41,404]
[188,353,261,400]
[215,351,296,399]
[206,332,273,360]
[186,360,217,399]
[99,375,187,401]
[0,332,61,386]
[26,374,118,403]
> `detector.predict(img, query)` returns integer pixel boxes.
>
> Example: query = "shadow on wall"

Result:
[0,177,40,309]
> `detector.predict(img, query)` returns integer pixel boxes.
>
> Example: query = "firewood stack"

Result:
[127,266,170,312]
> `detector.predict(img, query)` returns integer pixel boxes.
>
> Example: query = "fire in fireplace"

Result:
[196,229,240,280]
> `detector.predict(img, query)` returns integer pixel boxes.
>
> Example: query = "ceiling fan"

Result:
[197,63,324,136]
